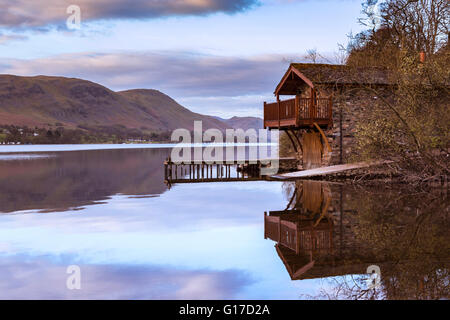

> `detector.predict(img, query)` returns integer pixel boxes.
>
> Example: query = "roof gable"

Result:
[275,63,391,96]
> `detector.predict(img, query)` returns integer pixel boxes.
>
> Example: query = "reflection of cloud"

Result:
[0,51,292,98]
[0,0,259,28]
[0,181,284,236]
[0,255,253,299]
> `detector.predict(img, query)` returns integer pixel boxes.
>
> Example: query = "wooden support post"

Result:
[310,88,316,119]
[339,185,343,255]
[313,122,332,154]
[339,103,343,164]
[293,131,303,154]
[277,217,281,243]
[263,102,267,129]
[277,95,281,128]
[264,212,267,239]
[285,130,298,154]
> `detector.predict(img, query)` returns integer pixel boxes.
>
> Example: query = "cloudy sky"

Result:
[0,0,365,118]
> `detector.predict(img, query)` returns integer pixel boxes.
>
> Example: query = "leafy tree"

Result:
[347,0,449,183]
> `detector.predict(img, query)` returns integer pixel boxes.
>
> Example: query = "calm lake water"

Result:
[0,145,448,299]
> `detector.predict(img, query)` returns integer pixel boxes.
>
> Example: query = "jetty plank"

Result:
[273,161,388,179]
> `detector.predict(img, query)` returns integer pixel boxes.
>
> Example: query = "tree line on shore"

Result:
[0,124,172,144]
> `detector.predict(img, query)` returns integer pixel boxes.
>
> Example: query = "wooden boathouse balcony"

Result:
[264,96,333,130]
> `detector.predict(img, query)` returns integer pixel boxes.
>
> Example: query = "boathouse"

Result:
[264,63,391,169]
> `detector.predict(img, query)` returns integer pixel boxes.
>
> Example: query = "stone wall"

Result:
[321,87,391,166]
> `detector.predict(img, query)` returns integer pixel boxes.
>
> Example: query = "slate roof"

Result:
[290,63,391,86]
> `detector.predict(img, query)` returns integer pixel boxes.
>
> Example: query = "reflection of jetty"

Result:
[164,158,264,186]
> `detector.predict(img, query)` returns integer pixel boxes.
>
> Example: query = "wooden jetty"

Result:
[164,159,390,186]
[272,161,390,180]
[164,158,265,186]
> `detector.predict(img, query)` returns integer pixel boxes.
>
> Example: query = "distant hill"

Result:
[0,75,230,134]
[215,116,263,131]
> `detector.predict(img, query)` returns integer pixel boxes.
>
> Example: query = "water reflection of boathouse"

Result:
[264,180,450,301]
[265,180,389,282]
[264,180,343,280]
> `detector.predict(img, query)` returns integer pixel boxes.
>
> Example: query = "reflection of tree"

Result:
[352,187,449,300]
[309,184,449,300]
[279,181,449,299]
[304,275,384,300]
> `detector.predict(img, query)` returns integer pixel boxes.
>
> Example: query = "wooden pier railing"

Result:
[264,212,333,255]
[164,159,263,187]
[264,96,333,129]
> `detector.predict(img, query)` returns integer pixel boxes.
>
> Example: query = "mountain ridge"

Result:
[0,74,261,137]
[213,116,263,131]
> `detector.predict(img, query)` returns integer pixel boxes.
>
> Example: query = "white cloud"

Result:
[0,32,27,44]
[0,51,297,95]
[0,0,260,28]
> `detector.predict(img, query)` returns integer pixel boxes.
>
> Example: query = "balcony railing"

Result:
[264,96,333,129]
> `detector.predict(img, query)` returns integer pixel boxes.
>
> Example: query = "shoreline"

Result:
[0,142,278,153]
